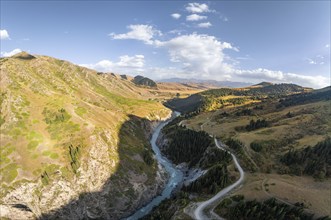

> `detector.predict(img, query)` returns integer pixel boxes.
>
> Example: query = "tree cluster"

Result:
[250,142,263,152]
[281,138,331,179]
[183,164,230,194]
[202,84,304,98]
[141,192,189,220]
[277,89,330,108]
[201,88,234,97]
[142,149,154,166]
[221,198,328,220]
[225,138,245,155]
[227,98,247,106]
[245,119,269,131]
[200,97,224,111]
[162,125,212,167]
[235,108,253,116]
[69,144,81,174]
[41,171,50,185]
[43,108,70,124]
[200,147,232,169]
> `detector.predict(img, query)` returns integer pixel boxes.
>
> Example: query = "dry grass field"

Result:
[184,100,330,151]
[233,173,331,218]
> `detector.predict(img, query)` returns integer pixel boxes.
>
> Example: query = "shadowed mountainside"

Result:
[38,115,166,219]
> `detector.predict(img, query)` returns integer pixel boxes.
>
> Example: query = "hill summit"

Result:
[132,75,157,88]
[254,81,274,87]
[12,51,36,60]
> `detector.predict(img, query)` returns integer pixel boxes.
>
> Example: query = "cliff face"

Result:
[0,53,171,219]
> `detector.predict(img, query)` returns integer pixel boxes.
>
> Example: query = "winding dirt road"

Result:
[193,138,245,220]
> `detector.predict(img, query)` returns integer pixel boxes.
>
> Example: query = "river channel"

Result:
[126,112,183,220]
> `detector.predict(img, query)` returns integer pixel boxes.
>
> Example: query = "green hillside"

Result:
[165,83,310,113]
[0,52,171,219]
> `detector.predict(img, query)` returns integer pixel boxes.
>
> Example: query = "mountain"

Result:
[165,83,311,113]
[159,78,252,88]
[253,81,274,87]
[0,52,172,219]
[132,75,157,88]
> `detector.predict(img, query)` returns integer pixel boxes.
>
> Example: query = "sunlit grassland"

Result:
[0,55,171,201]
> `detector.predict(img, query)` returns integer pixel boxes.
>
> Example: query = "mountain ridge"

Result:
[0,53,172,219]
[165,82,313,113]
[158,77,253,88]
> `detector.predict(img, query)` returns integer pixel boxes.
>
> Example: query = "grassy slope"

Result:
[164,83,308,114]
[181,90,331,217]
[0,54,172,217]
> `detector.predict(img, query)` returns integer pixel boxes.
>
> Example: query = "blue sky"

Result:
[1,1,330,88]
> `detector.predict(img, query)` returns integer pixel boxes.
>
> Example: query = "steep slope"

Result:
[0,52,171,219]
[164,94,204,113]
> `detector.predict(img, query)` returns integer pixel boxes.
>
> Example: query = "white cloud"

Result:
[236,55,251,60]
[308,59,317,65]
[157,33,237,80]
[286,73,329,88]
[109,24,327,88]
[80,55,145,73]
[186,3,210,13]
[235,68,285,81]
[1,48,22,57]
[109,25,161,45]
[306,56,325,65]
[186,14,207,21]
[146,66,189,80]
[234,68,329,88]
[168,29,185,35]
[187,14,208,22]
[171,13,181,19]
[197,22,212,28]
[81,60,113,72]
[0,29,10,40]
[117,54,145,68]
[326,44,330,48]
[222,42,239,52]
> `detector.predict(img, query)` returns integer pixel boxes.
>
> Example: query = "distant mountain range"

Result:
[158,78,253,88]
